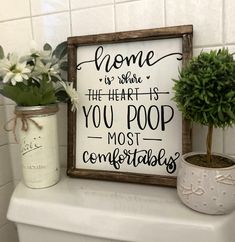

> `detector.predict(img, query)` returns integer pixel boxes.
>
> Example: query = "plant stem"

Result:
[207,124,213,163]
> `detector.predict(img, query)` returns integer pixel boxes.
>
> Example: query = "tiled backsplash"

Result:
[165,0,223,46]
[32,12,71,46]
[0,106,8,146]
[0,0,235,241]
[0,0,30,21]
[0,102,17,241]
[116,0,165,31]
[71,6,115,36]
[31,0,70,15]
[0,19,33,54]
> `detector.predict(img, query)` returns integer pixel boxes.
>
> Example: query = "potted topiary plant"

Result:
[173,48,235,214]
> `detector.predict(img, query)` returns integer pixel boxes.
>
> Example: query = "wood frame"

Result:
[67,25,193,187]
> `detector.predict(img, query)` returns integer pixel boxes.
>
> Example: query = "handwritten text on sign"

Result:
[76,38,182,176]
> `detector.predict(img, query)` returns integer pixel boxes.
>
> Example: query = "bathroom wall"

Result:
[0,0,235,241]
[0,96,18,242]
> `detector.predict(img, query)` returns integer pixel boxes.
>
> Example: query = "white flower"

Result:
[30,40,51,59]
[33,59,61,81]
[0,53,31,85]
[60,81,79,111]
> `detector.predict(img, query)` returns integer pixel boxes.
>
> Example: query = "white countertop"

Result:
[7,170,235,242]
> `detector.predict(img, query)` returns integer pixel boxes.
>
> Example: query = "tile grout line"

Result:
[193,43,235,49]
[68,0,73,36]
[113,0,117,32]
[0,3,120,24]
[0,181,13,191]
[28,0,34,40]
[222,0,225,153]
[0,143,8,148]
[163,0,166,27]
[222,0,225,47]
[0,10,69,24]
[7,142,18,145]
[194,44,223,49]
[0,16,30,24]
[28,10,70,18]
[115,0,142,5]
[69,3,116,12]
[3,103,14,147]
[0,221,10,231]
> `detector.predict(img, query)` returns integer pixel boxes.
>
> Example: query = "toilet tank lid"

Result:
[7,171,235,242]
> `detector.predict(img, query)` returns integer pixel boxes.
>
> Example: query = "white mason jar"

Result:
[16,104,60,189]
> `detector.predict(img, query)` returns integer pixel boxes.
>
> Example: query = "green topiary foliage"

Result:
[173,48,235,128]
[173,48,235,164]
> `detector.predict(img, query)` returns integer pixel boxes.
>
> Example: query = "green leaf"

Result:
[55,90,69,102]
[226,91,235,98]
[218,111,224,121]
[1,80,57,106]
[60,61,68,71]
[173,47,235,128]
[52,41,67,59]
[226,109,235,119]
[0,46,4,59]
[203,112,208,122]
[207,91,214,97]
[43,43,52,51]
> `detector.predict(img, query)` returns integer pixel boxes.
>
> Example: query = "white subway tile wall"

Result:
[192,124,223,153]
[0,106,8,146]
[32,12,71,47]
[0,146,13,186]
[0,146,15,241]
[71,5,115,36]
[0,18,33,54]
[224,127,235,155]
[0,95,17,241]
[115,0,165,31]
[57,104,67,146]
[0,19,33,54]
[0,0,235,241]
[8,144,22,186]
[0,183,14,227]
[115,0,140,3]
[4,104,16,145]
[165,0,223,47]
[70,0,114,9]
[224,0,235,44]
[0,96,3,106]
[0,0,30,21]
[31,0,70,16]
[0,223,18,242]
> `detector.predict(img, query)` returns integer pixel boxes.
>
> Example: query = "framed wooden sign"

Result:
[67,25,193,187]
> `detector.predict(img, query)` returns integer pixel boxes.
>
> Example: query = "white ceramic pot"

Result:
[16,104,60,189]
[177,152,235,215]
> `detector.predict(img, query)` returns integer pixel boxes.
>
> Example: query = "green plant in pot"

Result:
[173,48,235,214]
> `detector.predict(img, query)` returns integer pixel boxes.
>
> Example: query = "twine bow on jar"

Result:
[4,105,58,143]
[4,111,43,143]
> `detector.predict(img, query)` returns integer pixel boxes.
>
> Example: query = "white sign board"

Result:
[67,26,193,186]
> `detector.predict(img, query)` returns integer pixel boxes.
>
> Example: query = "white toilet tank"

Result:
[7,171,235,242]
